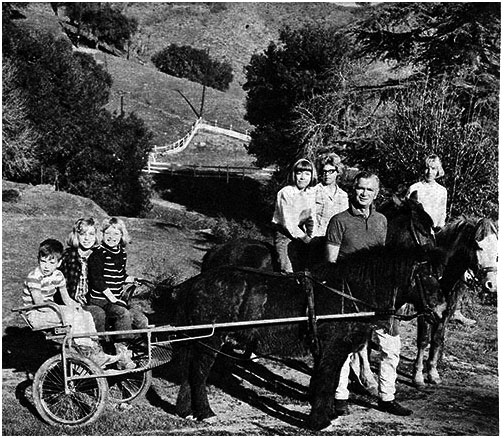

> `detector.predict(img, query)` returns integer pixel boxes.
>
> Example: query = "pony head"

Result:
[471,218,498,294]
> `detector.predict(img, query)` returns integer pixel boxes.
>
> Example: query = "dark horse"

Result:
[157,198,446,430]
[413,217,498,387]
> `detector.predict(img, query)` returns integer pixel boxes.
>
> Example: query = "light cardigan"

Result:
[312,183,349,237]
[407,180,447,228]
[272,185,316,239]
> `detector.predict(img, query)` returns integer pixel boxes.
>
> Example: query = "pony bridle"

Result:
[407,261,442,321]
[410,215,436,250]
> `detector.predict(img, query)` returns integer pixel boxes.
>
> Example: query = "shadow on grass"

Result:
[152,174,274,229]
[205,353,311,429]
[3,326,60,375]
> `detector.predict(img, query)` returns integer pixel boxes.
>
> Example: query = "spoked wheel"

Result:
[32,353,108,427]
[108,369,152,404]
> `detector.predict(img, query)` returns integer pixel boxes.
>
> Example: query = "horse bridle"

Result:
[409,215,436,250]
[403,260,441,322]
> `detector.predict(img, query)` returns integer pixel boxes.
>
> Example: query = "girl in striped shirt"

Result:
[88,217,148,369]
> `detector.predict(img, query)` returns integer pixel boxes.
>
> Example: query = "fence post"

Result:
[226,165,229,184]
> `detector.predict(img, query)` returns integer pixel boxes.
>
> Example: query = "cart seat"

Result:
[12,302,71,340]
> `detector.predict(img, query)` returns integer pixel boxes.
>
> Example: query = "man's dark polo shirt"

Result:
[326,203,387,259]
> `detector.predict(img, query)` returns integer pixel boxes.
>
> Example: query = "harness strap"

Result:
[302,272,320,357]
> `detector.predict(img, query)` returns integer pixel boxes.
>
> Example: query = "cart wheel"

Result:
[108,369,152,404]
[32,353,108,427]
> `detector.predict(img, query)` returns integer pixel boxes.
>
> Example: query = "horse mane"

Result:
[312,244,438,308]
[437,216,497,249]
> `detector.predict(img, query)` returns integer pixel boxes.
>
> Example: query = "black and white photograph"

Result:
[2,2,499,435]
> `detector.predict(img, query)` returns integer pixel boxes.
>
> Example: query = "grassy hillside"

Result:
[120,2,359,90]
[19,2,361,150]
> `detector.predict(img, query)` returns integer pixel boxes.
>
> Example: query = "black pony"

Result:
[157,246,444,431]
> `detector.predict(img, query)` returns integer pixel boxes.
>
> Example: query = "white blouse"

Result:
[272,185,316,239]
[407,180,447,228]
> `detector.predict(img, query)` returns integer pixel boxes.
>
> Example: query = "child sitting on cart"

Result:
[88,217,149,370]
[22,238,118,368]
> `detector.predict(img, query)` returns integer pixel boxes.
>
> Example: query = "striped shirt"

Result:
[23,267,66,305]
[88,244,128,302]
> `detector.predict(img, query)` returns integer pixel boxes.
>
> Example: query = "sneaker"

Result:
[451,311,476,326]
[378,400,412,416]
[115,342,136,370]
[334,399,349,416]
[90,349,120,368]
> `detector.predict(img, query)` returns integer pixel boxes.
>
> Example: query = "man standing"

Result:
[326,171,412,417]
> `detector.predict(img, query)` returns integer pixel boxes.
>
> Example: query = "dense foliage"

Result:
[244,4,499,218]
[354,2,500,122]
[243,25,352,170]
[3,14,153,216]
[61,2,138,50]
[2,58,39,181]
[152,44,233,92]
[371,80,498,218]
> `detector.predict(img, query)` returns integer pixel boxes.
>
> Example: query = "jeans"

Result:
[274,231,308,273]
[83,304,106,333]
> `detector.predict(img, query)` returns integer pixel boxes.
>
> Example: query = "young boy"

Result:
[23,238,119,368]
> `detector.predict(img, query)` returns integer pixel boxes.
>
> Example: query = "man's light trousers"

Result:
[335,329,401,402]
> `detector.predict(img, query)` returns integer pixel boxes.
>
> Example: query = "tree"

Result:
[354,3,500,119]
[243,24,352,170]
[152,44,233,91]
[63,2,138,50]
[2,58,39,180]
[3,20,153,216]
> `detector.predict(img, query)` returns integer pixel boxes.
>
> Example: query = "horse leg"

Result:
[426,320,446,385]
[175,347,193,418]
[308,346,349,430]
[413,316,431,388]
[190,343,219,421]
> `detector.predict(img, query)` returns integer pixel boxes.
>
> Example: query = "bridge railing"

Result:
[144,162,276,181]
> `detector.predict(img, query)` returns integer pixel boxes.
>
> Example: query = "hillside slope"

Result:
[18,3,362,149]
[120,2,359,91]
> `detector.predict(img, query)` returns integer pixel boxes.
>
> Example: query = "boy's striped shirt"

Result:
[23,267,66,305]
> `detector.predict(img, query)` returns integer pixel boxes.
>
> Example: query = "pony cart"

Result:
[12,268,416,429]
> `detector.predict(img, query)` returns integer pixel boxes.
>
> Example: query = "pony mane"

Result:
[437,216,498,248]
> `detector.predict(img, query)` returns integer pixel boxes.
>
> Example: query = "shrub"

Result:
[2,189,20,203]
[371,79,498,219]
[207,3,228,14]
[152,44,233,91]
[210,216,266,244]
[2,57,39,181]
[64,3,138,50]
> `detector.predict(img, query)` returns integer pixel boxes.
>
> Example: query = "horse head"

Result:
[471,218,498,294]
[436,217,498,296]
[380,195,436,251]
